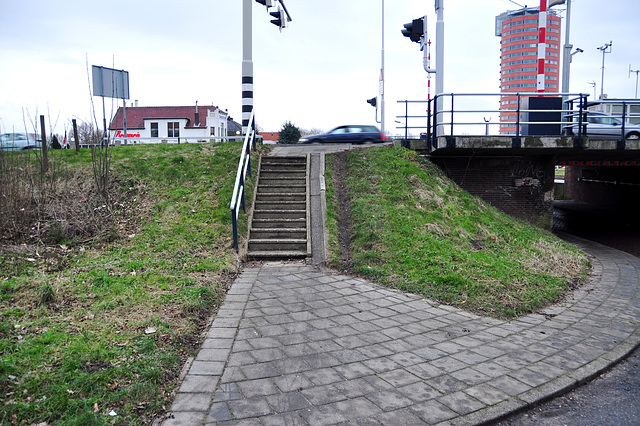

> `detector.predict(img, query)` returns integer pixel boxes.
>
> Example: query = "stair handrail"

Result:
[230,109,257,253]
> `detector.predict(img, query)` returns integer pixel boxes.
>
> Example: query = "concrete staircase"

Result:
[247,156,310,260]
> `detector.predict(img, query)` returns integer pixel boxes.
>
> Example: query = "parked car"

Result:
[0,133,40,151]
[298,125,387,144]
[569,111,640,140]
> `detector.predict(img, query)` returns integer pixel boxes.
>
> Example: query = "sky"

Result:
[1,0,639,137]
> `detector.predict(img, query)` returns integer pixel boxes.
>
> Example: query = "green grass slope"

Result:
[325,146,589,319]
[0,142,257,425]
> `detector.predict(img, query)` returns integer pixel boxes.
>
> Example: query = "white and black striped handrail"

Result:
[230,109,257,253]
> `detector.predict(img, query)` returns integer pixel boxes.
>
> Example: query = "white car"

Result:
[0,133,40,151]
[571,111,640,140]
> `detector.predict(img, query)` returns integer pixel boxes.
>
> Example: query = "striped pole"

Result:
[242,0,253,135]
[427,39,432,100]
[537,0,547,93]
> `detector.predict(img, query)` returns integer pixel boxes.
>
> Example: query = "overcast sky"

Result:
[1,0,638,137]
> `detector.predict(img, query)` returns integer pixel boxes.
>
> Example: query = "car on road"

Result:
[0,133,40,151]
[569,111,640,140]
[298,125,387,144]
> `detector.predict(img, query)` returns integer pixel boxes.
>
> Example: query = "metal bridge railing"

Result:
[396,93,640,150]
[230,109,258,253]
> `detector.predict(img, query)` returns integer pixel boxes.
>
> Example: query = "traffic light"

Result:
[270,6,285,29]
[367,97,377,108]
[402,18,424,43]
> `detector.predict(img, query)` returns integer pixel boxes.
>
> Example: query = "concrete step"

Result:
[262,160,307,170]
[262,156,306,165]
[256,193,306,202]
[258,178,306,186]
[258,185,306,194]
[255,200,306,211]
[252,209,306,220]
[259,171,306,179]
[251,218,306,229]
[248,238,307,252]
[249,228,307,239]
[246,250,308,260]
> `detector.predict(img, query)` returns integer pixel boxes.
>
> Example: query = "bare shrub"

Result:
[0,149,129,246]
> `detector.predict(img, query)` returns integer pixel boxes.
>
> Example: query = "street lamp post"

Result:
[597,41,612,99]
[560,0,573,95]
[630,65,640,99]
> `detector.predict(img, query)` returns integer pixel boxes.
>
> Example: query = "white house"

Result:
[108,104,231,144]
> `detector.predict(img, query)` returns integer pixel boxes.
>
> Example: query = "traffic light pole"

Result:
[380,0,385,134]
[242,0,253,135]
[435,0,444,127]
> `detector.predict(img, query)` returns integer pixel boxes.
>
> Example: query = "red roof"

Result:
[109,105,221,130]
[260,132,279,142]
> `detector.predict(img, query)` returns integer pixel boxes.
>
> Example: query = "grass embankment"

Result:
[0,142,257,425]
[325,146,589,319]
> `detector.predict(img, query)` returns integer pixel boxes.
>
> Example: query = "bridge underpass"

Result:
[403,135,640,236]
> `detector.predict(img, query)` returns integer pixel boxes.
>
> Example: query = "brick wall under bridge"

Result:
[564,164,640,210]
[397,135,640,227]
[428,154,556,227]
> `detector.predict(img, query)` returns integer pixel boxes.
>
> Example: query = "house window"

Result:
[168,122,179,138]
[151,122,158,137]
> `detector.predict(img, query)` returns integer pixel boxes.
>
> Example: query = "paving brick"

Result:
[397,381,442,402]
[171,392,213,412]
[226,396,273,419]
[365,389,414,411]
[236,378,279,398]
[178,375,219,393]
[378,369,421,387]
[437,390,486,415]
[409,399,458,424]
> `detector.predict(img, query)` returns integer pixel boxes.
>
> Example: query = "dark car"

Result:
[298,125,387,144]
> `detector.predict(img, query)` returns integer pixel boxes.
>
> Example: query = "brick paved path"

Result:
[162,237,640,425]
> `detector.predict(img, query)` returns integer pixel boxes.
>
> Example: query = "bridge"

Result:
[396,94,640,227]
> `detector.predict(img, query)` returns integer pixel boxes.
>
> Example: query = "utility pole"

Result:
[597,41,612,99]
[630,65,640,99]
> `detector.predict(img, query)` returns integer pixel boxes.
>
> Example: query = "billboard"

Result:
[92,65,130,99]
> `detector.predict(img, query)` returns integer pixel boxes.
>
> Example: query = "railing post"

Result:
[618,100,627,150]
[427,99,432,150]
[449,94,454,138]
[575,94,585,148]
[232,208,238,252]
[240,171,246,213]
[432,96,438,145]
[404,100,408,145]
[512,93,522,148]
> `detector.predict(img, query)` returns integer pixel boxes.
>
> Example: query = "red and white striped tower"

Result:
[537,0,547,93]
